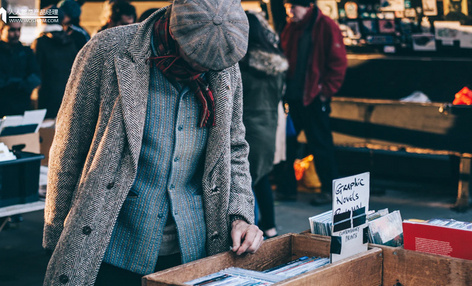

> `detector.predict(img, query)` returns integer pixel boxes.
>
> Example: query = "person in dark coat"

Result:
[240,11,288,239]
[58,0,90,51]
[32,6,79,119]
[0,16,41,117]
[97,0,137,33]
[280,0,347,205]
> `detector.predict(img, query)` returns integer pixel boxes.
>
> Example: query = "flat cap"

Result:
[170,0,249,71]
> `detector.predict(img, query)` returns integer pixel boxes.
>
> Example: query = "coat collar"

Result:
[125,6,168,64]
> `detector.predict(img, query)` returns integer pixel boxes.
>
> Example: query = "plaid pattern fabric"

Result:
[148,8,215,128]
[102,67,208,275]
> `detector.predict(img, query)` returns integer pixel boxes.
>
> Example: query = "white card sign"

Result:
[331,172,370,263]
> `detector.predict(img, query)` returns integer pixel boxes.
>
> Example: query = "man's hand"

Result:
[231,220,264,255]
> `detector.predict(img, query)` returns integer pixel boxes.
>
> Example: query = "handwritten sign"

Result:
[331,172,370,263]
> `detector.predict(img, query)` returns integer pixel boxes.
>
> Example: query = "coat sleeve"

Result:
[227,64,255,225]
[43,34,106,251]
[320,21,348,97]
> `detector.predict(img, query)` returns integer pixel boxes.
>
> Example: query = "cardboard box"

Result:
[0,132,40,154]
[39,125,55,166]
[143,233,383,285]
[373,244,472,285]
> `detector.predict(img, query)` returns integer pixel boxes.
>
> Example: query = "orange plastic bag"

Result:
[294,155,322,189]
[453,87,472,105]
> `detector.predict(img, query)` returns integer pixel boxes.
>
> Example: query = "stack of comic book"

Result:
[308,210,332,236]
[184,256,330,285]
[367,209,403,247]
[309,208,404,247]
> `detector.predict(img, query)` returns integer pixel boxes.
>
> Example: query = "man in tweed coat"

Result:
[43,1,263,285]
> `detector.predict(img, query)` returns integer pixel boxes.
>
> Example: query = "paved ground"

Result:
[1,177,471,286]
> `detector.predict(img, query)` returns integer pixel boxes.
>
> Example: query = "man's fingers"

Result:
[231,220,264,255]
[231,224,244,251]
[245,230,264,254]
[236,225,263,255]
[236,225,256,255]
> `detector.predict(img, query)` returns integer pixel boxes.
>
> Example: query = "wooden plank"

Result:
[291,233,330,259]
[330,97,472,154]
[453,156,471,211]
[144,234,293,285]
[144,234,382,286]
[277,248,383,286]
[378,245,472,286]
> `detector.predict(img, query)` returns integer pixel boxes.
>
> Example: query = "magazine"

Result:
[368,210,403,246]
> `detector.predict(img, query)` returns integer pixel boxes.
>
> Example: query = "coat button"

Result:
[82,226,92,235]
[211,186,219,193]
[106,182,114,189]
[59,274,69,284]
[210,231,219,241]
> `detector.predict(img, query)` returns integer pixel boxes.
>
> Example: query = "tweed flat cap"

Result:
[170,0,249,71]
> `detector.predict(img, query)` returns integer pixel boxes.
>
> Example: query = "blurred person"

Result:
[32,6,78,119]
[0,15,41,117]
[240,11,288,239]
[138,8,159,22]
[97,0,137,33]
[58,0,90,50]
[279,0,347,204]
[43,1,263,285]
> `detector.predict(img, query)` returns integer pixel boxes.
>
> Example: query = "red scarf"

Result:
[148,9,215,128]
[280,7,315,78]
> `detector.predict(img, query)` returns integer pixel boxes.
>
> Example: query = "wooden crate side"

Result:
[380,246,472,286]
[144,234,383,286]
[233,233,293,271]
[277,248,383,286]
[291,234,331,259]
[143,234,293,285]
[143,252,234,286]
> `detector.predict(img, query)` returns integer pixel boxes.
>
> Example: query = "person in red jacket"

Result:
[279,0,347,204]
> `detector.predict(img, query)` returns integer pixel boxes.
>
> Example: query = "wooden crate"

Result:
[302,230,472,285]
[374,244,472,286]
[143,233,382,285]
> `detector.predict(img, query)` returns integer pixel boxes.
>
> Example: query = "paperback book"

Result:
[403,218,472,260]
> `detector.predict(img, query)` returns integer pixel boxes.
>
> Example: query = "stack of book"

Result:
[184,256,330,285]
[309,210,332,236]
[309,209,404,247]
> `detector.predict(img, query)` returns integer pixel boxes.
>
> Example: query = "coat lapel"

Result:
[114,8,163,169]
[205,70,231,175]
[115,55,149,170]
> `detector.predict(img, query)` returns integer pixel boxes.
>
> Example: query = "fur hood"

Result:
[245,48,289,76]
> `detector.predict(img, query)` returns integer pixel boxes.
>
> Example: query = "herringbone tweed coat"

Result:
[43,7,254,286]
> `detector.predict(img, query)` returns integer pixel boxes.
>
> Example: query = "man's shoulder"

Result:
[88,24,140,53]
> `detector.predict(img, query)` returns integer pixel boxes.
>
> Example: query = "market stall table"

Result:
[0,200,45,231]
